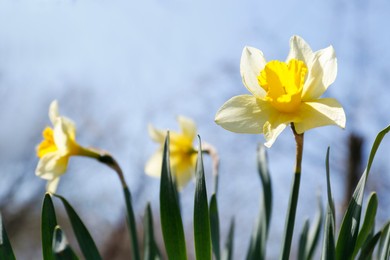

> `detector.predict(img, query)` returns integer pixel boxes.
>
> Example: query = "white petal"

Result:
[215,95,272,134]
[294,98,346,134]
[53,117,77,153]
[286,35,314,66]
[49,100,60,125]
[148,124,167,144]
[302,46,337,100]
[145,151,163,177]
[262,111,296,147]
[35,152,69,180]
[177,116,197,140]
[240,46,267,98]
[46,177,60,193]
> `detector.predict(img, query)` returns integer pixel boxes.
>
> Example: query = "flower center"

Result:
[37,127,58,158]
[258,59,307,113]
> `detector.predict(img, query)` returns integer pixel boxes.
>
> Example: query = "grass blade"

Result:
[143,203,161,260]
[336,124,390,260]
[246,145,272,260]
[353,192,378,258]
[222,218,235,260]
[321,147,335,260]
[52,226,79,260]
[378,223,390,260]
[298,219,309,260]
[357,231,381,260]
[305,195,323,260]
[123,186,141,260]
[193,136,211,260]
[209,194,220,260]
[257,145,272,232]
[159,132,187,260]
[42,193,58,260]
[54,195,102,260]
[0,211,16,260]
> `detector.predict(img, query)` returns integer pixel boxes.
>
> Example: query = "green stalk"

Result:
[98,154,140,260]
[279,124,304,260]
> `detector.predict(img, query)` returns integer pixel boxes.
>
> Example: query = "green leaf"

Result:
[222,218,235,260]
[353,192,378,258]
[52,226,79,260]
[280,171,301,260]
[336,124,390,260]
[304,195,323,260]
[194,136,212,260]
[53,195,102,260]
[298,219,309,260]
[209,194,220,260]
[159,132,187,260]
[0,211,16,260]
[257,145,272,232]
[143,203,161,260]
[321,147,335,260]
[42,193,58,260]
[357,231,381,260]
[246,145,272,260]
[123,186,141,260]
[378,222,390,260]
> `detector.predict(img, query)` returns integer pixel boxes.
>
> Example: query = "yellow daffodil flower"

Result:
[145,116,198,190]
[215,35,346,147]
[36,100,99,193]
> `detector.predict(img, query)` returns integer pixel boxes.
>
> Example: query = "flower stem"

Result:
[97,154,140,260]
[279,124,304,260]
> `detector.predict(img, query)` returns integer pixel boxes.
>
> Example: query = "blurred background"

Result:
[1,0,390,259]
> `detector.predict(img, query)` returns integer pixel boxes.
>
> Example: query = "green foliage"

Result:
[222,218,235,260]
[159,133,187,260]
[123,186,140,260]
[52,226,79,260]
[209,194,221,260]
[53,195,102,260]
[0,211,16,260]
[246,145,272,260]
[143,203,161,260]
[336,124,390,260]
[193,136,212,260]
[41,193,58,260]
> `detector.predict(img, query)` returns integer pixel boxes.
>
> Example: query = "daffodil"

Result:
[36,100,99,193]
[215,35,346,147]
[145,116,198,190]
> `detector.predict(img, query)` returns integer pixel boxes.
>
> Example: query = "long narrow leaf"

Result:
[54,195,102,260]
[0,212,16,260]
[52,226,79,260]
[378,223,390,260]
[357,231,381,260]
[246,145,272,260]
[321,148,335,260]
[321,205,336,260]
[194,136,212,260]
[257,145,272,232]
[353,192,378,258]
[222,218,235,260]
[209,194,220,260]
[159,132,187,260]
[304,195,323,260]
[123,186,141,260]
[42,193,58,260]
[143,203,161,260]
[298,219,309,260]
[336,124,390,260]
